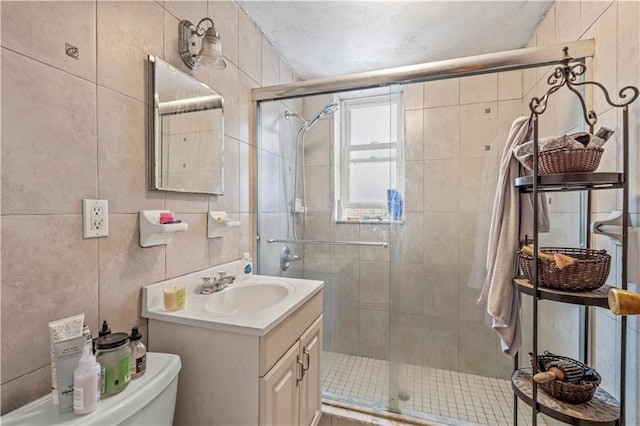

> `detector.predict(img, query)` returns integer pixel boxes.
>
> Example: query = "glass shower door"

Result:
[256,85,404,413]
[388,74,514,423]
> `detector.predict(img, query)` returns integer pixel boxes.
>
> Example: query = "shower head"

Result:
[305,102,339,130]
[321,102,339,115]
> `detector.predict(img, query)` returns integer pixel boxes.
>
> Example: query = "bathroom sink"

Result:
[205,281,294,315]
[142,265,322,336]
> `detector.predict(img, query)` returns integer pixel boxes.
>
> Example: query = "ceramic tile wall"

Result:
[414,74,518,379]
[520,1,640,424]
[0,0,295,414]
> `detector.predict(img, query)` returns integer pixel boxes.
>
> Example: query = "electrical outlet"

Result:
[83,199,109,238]
[92,206,103,230]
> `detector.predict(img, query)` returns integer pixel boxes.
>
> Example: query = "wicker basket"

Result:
[531,352,601,404]
[518,247,611,291]
[537,147,604,175]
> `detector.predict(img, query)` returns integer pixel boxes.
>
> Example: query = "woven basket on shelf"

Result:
[537,147,604,175]
[518,247,611,291]
[531,351,601,404]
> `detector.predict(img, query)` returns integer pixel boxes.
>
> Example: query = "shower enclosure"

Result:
[255,43,591,425]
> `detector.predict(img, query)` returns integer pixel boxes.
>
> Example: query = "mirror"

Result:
[149,55,224,195]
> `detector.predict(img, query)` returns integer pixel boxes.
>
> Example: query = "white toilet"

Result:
[1,352,181,425]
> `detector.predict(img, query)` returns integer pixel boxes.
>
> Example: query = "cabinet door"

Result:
[299,315,323,426]
[260,341,301,426]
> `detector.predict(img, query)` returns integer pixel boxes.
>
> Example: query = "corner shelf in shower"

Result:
[511,368,620,426]
[513,278,612,308]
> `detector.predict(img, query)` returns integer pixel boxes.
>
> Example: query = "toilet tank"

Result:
[1,352,181,426]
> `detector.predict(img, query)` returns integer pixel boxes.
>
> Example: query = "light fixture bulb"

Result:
[199,28,226,70]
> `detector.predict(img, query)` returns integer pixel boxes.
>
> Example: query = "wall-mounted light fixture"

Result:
[179,18,227,70]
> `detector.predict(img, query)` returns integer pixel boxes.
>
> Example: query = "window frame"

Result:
[335,92,405,222]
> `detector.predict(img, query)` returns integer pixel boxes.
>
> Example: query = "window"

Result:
[335,93,405,222]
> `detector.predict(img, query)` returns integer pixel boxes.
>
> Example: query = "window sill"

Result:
[335,219,404,225]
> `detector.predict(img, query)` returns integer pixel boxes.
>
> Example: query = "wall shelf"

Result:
[208,211,240,238]
[139,210,188,248]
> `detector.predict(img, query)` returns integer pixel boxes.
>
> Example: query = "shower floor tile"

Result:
[322,351,547,426]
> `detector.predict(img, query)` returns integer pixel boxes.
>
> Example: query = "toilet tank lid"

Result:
[1,352,181,425]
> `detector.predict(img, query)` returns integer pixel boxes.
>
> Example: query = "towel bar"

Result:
[266,238,388,248]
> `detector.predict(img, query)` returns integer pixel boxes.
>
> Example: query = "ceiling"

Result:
[236,1,553,80]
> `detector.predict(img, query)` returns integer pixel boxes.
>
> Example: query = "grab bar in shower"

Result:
[266,238,388,248]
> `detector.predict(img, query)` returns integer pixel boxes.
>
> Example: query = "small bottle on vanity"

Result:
[242,252,253,277]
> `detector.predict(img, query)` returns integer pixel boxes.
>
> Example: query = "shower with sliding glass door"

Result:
[255,56,583,424]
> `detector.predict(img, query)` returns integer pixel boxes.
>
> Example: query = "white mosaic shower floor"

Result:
[322,351,548,426]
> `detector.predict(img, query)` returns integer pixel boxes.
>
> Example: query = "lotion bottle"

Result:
[73,344,100,415]
[242,252,253,276]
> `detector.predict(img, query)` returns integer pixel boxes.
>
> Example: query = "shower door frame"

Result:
[252,40,594,102]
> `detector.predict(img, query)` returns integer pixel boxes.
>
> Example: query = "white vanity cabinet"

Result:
[298,316,323,425]
[147,287,323,426]
[260,315,322,426]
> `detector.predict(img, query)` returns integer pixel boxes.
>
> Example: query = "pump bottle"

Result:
[130,327,147,379]
[73,344,100,415]
[98,320,111,337]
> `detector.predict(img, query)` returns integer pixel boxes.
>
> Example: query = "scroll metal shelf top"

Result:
[528,47,638,127]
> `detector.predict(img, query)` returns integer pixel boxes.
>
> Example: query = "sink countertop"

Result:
[142,261,323,336]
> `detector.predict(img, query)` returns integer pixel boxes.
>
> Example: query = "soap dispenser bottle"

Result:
[73,344,100,415]
[242,252,253,276]
[98,320,111,337]
[129,327,147,379]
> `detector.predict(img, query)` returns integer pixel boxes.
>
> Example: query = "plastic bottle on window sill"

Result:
[242,252,253,277]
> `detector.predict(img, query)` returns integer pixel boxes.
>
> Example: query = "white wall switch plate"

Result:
[83,199,109,238]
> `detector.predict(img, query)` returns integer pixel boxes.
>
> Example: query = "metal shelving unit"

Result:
[512,48,639,426]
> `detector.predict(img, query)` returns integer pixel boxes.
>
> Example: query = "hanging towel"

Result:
[479,116,550,357]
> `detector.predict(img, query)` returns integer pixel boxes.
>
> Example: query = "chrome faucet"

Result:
[200,272,235,294]
[200,276,215,294]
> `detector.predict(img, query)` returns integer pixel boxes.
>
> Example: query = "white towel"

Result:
[479,116,549,357]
